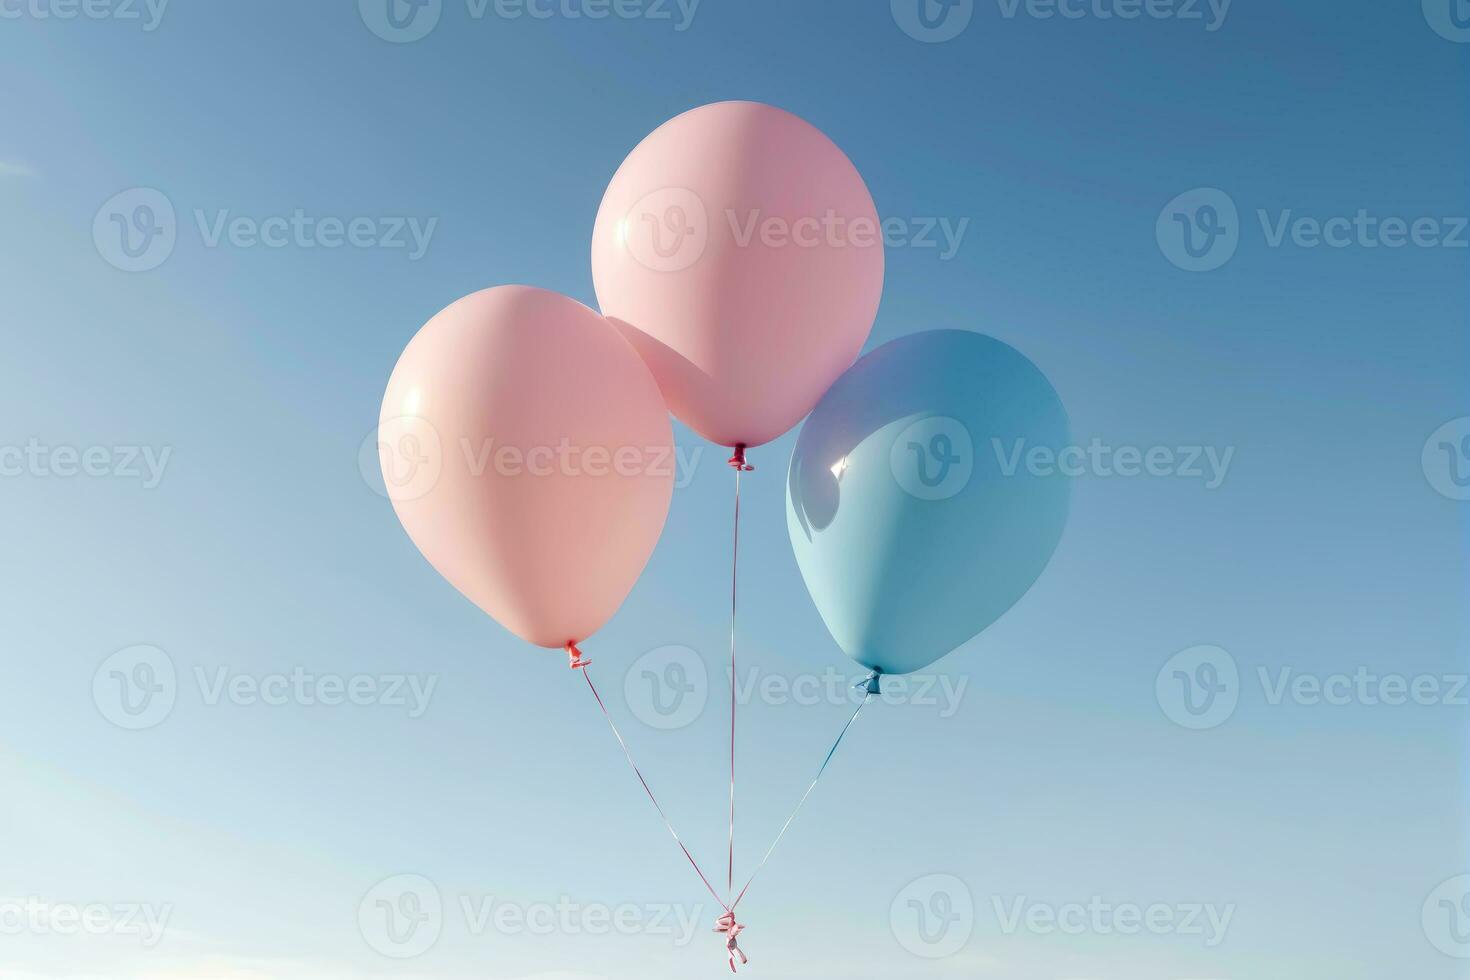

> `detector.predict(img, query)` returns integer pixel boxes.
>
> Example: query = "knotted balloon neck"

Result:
[727,444,754,471]
[566,642,590,670]
[713,911,748,972]
[856,668,883,697]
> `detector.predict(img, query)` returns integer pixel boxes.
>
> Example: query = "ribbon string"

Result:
[726,445,751,903]
[576,656,730,912]
[571,487,878,976]
[731,673,879,911]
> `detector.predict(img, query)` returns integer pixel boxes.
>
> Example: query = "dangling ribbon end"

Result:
[727,444,754,472]
[566,642,590,670]
[714,911,748,972]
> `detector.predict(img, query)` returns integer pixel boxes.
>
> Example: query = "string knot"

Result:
[713,911,748,972]
[727,444,754,471]
[854,668,883,697]
[566,642,590,670]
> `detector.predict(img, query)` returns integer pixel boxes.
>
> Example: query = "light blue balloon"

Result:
[786,330,1071,676]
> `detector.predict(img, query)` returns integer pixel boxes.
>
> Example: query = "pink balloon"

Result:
[379,285,674,650]
[591,101,885,449]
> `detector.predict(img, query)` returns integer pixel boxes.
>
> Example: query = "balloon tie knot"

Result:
[713,911,747,972]
[566,642,590,670]
[854,668,883,697]
[727,445,754,471]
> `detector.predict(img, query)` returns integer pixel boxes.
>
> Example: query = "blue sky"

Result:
[1,1,1467,978]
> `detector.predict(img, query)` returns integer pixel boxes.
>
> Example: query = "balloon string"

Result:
[730,675,878,912]
[727,462,742,901]
[725,444,751,901]
[578,662,730,912]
